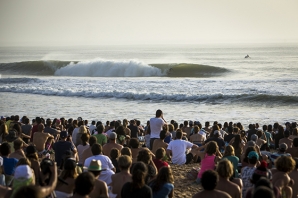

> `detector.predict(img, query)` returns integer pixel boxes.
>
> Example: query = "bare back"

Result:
[152,139,168,155]
[89,179,109,198]
[33,132,51,152]
[111,172,132,198]
[216,179,241,198]
[102,143,123,158]
[193,189,232,198]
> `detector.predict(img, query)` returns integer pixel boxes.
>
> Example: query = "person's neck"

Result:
[120,169,130,174]
[219,177,229,181]
[110,140,116,144]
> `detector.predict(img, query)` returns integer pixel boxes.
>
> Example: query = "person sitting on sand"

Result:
[289,157,298,198]
[205,130,225,152]
[152,130,168,155]
[32,123,54,153]
[121,161,152,198]
[192,170,231,198]
[93,124,107,146]
[196,141,222,184]
[190,125,205,146]
[181,121,192,139]
[102,132,123,159]
[279,130,293,149]
[149,166,174,198]
[241,151,258,198]
[222,145,239,178]
[272,156,295,198]
[215,159,241,198]
[88,159,109,198]
[129,138,155,163]
[153,147,169,172]
[136,149,158,184]
[287,138,298,158]
[166,130,199,165]
[110,155,132,198]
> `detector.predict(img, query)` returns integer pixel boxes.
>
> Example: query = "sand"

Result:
[171,163,202,198]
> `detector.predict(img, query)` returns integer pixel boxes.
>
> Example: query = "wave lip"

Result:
[54,59,164,77]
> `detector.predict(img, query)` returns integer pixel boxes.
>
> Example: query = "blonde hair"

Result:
[275,156,295,173]
[79,125,87,133]
[223,145,235,157]
[216,159,234,178]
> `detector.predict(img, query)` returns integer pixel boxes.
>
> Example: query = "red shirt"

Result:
[153,159,169,171]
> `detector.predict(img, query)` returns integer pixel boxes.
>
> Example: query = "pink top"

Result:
[198,154,216,178]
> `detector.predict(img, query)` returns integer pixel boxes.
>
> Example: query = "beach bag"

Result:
[186,167,199,180]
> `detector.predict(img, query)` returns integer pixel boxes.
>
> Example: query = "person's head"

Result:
[156,109,163,117]
[193,125,199,134]
[252,186,275,198]
[251,161,270,184]
[13,138,24,150]
[275,156,295,173]
[24,118,30,125]
[118,155,132,171]
[153,166,174,192]
[110,148,120,160]
[155,147,166,160]
[137,149,151,164]
[233,127,239,134]
[201,170,218,191]
[248,151,259,165]
[131,162,148,188]
[37,123,44,132]
[121,147,132,157]
[223,145,235,157]
[12,165,35,197]
[168,124,174,132]
[268,124,273,132]
[263,125,268,131]
[13,185,42,198]
[74,172,95,196]
[159,130,166,140]
[88,159,104,178]
[60,131,68,140]
[109,132,117,141]
[79,125,87,133]
[206,141,218,155]
[91,143,102,155]
[176,130,182,139]
[129,138,140,148]
[278,125,284,135]
[184,120,188,127]
[284,130,290,138]
[256,130,263,138]
[96,124,105,134]
[205,121,210,127]
[81,133,90,144]
[0,142,11,156]
[60,158,78,180]
[216,159,233,179]
[89,136,97,147]
[25,145,38,160]
[251,134,258,142]
[279,143,288,152]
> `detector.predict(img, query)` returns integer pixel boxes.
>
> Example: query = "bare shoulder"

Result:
[215,189,232,198]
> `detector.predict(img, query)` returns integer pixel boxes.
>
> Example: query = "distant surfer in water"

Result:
[245,54,250,58]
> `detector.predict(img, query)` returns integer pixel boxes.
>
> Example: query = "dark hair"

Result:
[156,109,163,117]
[201,170,218,190]
[155,147,166,160]
[206,141,217,155]
[294,138,298,147]
[118,155,132,170]
[129,138,140,148]
[232,135,241,150]
[131,162,147,189]
[0,142,11,156]
[74,172,95,196]
[159,130,166,140]
[13,138,23,150]
[13,185,42,198]
[121,147,132,157]
[81,133,90,146]
[96,124,105,134]
[243,146,257,164]
[228,126,233,134]
[110,148,120,159]
[91,143,102,155]
[89,136,97,147]
[137,149,151,164]
[253,186,275,198]
[176,130,182,139]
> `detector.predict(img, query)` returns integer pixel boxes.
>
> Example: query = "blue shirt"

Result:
[152,182,174,198]
[3,157,18,175]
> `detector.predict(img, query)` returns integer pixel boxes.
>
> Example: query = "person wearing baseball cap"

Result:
[102,132,123,158]
[269,143,291,167]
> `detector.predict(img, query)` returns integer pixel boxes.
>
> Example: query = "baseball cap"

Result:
[279,143,288,151]
[60,131,68,138]
[251,134,258,142]
[248,151,259,159]
[109,132,117,139]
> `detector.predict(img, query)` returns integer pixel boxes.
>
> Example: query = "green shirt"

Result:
[93,133,107,146]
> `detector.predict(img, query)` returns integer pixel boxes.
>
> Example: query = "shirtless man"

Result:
[279,130,293,149]
[33,124,54,152]
[190,125,205,146]
[88,159,109,198]
[110,155,132,198]
[216,160,241,198]
[193,170,231,198]
[102,132,123,158]
[9,138,26,160]
[181,121,192,139]
[152,130,168,155]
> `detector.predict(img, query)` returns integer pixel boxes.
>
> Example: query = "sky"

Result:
[0,0,298,46]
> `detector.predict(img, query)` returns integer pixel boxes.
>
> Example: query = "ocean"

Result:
[0,44,297,127]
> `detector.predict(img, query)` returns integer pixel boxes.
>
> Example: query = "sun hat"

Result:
[248,151,259,159]
[14,165,33,180]
[88,159,105,171]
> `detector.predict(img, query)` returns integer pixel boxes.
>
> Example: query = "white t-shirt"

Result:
[150,117,165,139]
[167,139,193,165]
[89,125,96,134]
[0,156,3,166]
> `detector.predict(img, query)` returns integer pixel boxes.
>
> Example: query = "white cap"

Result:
[14,165,33,180]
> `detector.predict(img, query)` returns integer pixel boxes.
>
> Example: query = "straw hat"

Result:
[88,159,105,171]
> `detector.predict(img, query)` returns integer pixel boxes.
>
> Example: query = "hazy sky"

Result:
[1,0,298,46]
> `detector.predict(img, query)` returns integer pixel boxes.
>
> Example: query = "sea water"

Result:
[0,44,297,127]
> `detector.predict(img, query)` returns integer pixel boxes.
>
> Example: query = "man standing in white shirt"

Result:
[149,109,166,150]
[167,130,199,165]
